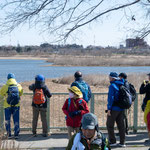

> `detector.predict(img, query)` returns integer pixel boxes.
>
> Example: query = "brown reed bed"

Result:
[52,73,147,91]
[47,55,150,66]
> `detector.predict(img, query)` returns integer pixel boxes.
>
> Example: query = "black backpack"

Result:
[7,84,20,106]
[129,83,136,102]
[114,85,132,109]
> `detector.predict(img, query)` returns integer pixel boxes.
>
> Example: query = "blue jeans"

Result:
[4,107,20,136]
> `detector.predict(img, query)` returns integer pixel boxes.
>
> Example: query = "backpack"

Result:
[7,84,20,106]
[129,83,136,102]
[67,98,83,111]
[65,98,83,120]
[114,85,132,109]
[75,81,89,103]
[33,89,45,105]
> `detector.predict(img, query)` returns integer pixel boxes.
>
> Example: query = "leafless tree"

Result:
[0,0,149,42]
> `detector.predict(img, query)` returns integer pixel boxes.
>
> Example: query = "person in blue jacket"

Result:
[106,72,126,148]
[71,71,91,103]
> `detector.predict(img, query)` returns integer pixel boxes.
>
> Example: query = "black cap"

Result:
[74,71,82,78]
[119,72,127,79]
[147,73,150,76]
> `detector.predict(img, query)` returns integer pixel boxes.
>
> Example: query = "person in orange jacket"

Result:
[62,86,89,139]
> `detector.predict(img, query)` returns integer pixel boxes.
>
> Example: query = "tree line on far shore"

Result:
[0,43,150,56]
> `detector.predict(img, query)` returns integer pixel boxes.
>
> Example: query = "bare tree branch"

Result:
[65,0,141,38]
[0,0,149,42]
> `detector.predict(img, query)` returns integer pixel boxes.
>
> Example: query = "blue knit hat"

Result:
[7,73,15,79]
[35,74,45,81]
[109,72,119,79]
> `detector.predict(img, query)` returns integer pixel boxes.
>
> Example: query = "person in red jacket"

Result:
[62,86,89,139]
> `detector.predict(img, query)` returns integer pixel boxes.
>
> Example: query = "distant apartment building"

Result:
[126,37,148,48]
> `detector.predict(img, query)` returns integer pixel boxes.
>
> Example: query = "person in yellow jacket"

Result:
[144,100,150,144]
[0,73,23,139]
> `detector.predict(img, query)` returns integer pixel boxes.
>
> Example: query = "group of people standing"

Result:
[0,71,150,150]
[0,73,52,139]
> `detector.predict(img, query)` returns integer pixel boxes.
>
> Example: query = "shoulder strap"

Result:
[9,84,17,87]
[67,98,71,110]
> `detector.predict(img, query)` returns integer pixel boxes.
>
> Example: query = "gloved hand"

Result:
[79,105,84,110]
[69,110,81,117]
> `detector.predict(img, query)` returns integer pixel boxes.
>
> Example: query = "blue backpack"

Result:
[75,81,89,103]
[65,98,83,120]
[7,85,20,106]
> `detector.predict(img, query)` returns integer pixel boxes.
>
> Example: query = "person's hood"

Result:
[111,78,124,86]
[75,77,83,81]
[6,78,17,85]
[35,80,45,88]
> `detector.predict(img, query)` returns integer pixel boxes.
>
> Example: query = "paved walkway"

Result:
[1,132,150,150]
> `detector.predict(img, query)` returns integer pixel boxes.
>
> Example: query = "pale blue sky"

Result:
[0,0,149,48]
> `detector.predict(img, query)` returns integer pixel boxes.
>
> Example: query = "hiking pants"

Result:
[32,106,48,134]
[124,110,129,134]
[106,110,125,144]
[67,126,80,139]
[4,107,20,136]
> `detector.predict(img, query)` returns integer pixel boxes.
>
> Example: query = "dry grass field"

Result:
[18,73,146,130]
[47,54,150,66]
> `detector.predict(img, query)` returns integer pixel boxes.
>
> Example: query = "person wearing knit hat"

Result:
[7,73,15,79]
[29,74,52,137]
[107,72,126,147]
[62,86,89,139]
[71,71,91,103]
[0,73,23,139]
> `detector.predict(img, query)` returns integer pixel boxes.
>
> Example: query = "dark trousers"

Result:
[32,106,48,134]
[4,107,20,136]
[124,110,129,134]
[106,110,125,144]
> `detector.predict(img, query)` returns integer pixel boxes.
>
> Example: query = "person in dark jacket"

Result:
[119,72,130,135]
[71,71,91,103]
[106,72,126,148]
[119,73,130,90]
[66,113,110,150]
[29,74,52,137]
[140,73,150,112]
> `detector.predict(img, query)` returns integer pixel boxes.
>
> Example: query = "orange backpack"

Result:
[33,89,45,104]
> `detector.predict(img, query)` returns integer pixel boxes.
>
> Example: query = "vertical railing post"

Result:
[133,93,138,133]
[0,96,4,131]
[47,97,50,133]
[90,93,95,114]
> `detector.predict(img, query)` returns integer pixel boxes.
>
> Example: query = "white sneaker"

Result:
[110,143,117,147]
[118,143,126,147]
